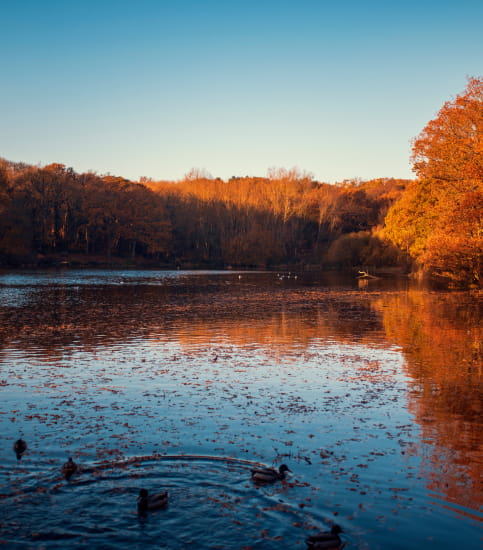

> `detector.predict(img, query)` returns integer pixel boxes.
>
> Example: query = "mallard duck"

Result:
[306,525,344,549]
[62,457,78,479]
[13,438,27,460]
[137,488,169,513]
[250,464,291,484]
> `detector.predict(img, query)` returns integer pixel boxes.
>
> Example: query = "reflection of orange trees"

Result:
[0,287,387,359]
[166,292,387,351]
[374,291,482,512]
[170,309,334,350]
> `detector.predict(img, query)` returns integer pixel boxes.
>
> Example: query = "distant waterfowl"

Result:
[137,488,169,513]
[62,457,78,479]
[306,525,344,549]
[13,438,27,460]
[277,272,298,280]
[250,464,291,484]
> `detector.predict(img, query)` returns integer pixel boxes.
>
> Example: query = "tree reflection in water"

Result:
[374,290,482,515]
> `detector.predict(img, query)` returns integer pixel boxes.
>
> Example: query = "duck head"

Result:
[137,488,148,511]
[331,524,343,535]
[13,438,27,460]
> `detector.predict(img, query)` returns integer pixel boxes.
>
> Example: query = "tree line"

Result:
[0,161,408,270]
[0,77,481,287]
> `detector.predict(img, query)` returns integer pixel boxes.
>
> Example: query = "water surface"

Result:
[0,269,481,549]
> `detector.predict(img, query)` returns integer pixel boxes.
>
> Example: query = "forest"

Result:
[0,77,481,288]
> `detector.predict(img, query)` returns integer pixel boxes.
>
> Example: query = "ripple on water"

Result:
[0,455,355,550]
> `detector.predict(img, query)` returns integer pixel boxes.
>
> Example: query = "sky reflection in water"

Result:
[0,270,481,549]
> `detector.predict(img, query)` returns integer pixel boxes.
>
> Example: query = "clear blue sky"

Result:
[1,0,482,183]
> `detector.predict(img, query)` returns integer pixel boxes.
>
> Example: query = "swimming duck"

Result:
[62,457,78,479]
[250,464,291,484]
[13,438,27,460]
[306,525,344,549]
[137,488,169,513]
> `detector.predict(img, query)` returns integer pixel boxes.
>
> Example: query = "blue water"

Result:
[0,269,481,549]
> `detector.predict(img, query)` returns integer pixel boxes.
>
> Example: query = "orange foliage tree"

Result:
[384,77,483,285]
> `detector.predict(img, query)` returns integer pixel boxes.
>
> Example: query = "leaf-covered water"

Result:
[0,270,481,549]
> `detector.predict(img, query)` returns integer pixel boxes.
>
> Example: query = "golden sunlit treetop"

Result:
[383,76,483,286]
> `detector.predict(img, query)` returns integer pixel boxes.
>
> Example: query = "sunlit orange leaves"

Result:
[412,77,483,185]
[383,76,483,286]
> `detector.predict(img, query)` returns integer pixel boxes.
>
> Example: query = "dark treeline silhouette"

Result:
[0,159,408,271]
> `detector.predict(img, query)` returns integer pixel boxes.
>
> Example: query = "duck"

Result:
[250,464,291,484]
[62,457,78,479]
[137,488,169,513]
[306,524,344,549]
[13,438,27,460]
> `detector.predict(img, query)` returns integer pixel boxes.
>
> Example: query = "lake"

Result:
[0,269,481,549]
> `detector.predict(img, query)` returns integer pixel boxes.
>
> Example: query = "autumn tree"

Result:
[0,160,28,257]
[0,161,9,219]
[411,77,483,186]
[384,76,483,285]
